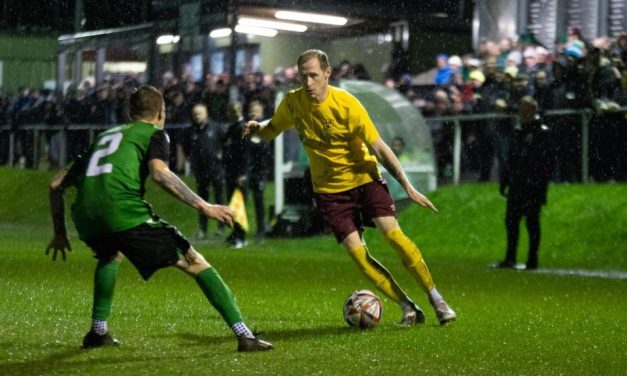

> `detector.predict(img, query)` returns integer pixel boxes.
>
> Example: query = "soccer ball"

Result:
[343,290,383,328]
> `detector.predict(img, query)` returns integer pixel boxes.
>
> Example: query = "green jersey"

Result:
[68,121,170,240]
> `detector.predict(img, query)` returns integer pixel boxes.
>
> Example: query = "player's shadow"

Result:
[176,323,408,346]
[0,343,197,374]
[0,347,94,374]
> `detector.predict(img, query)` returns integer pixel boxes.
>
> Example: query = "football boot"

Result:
[430,297,457,325]
[237,335,273,352]
[82,330,119,348]
[399,301,425,326]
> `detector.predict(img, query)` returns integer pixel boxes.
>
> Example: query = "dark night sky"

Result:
[0,0,471,33]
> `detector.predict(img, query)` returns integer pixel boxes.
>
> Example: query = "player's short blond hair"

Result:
[298,49,330,70]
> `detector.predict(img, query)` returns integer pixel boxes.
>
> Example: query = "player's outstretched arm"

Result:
[46,170,73,261]
[368,138,438,213]
[148,159,235,227]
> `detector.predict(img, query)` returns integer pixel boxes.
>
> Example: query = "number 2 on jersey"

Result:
[86,132,123,176]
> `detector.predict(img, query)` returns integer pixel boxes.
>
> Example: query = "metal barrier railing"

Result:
[1,108,625,185]
[424,107,627,185]
[0,123,191,169]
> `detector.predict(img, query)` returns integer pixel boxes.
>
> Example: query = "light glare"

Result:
[156,35,179,45]
[209,28,232,38]
[238,17,307,32]
[275,10,348,26]
[234,24,278,37]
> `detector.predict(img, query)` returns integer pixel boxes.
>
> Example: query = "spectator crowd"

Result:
[396,28,627,183]
[1,28,626,186]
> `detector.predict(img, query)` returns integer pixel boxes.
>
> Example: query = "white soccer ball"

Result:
[343,289,383,328]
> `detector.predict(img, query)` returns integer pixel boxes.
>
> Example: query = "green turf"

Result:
[0,167,625,375]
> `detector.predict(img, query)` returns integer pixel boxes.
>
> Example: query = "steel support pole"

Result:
[453,118,462,185]
[8,130,15,167]
[581,112,590,183]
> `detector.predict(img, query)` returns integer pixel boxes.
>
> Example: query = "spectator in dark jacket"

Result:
[546,57,582,182]
[497,97,555,270]
[42,97,64,168]
[11,87,35,168]
[166,90,191,171]
[0,94,11,164]
[204,79,229,122]
[90,85,117,126]
[246,100,271,241]
[589,49,625,181]
[64,88,91,160]
[182,103,225,240]
[223,101,250,248]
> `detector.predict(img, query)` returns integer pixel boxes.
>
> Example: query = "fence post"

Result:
[32,129,39,170]
[274,132,284,216]
[581,111,590,183]
[8,130,15,167]
[453,118,462,185]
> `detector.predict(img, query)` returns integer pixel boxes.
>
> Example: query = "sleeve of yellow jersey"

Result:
[257,94,295,140]
[350,94,380,144]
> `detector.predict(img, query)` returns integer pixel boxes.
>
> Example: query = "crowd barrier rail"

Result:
[424,107,627,184]
[2,107,626,185]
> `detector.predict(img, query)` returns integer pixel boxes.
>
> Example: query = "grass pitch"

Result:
[0,167,625,375]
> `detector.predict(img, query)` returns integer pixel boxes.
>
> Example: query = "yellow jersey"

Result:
[258,85,381,193]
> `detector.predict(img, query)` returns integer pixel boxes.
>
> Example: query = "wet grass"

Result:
[0,167,625,375]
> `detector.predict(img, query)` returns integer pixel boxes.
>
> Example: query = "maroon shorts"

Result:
[314,179,396,243]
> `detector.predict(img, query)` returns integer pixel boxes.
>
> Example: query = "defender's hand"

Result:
[242,121,261,139]
[407,188,438,213]
[203,204,235,228]
[46,234,72,261]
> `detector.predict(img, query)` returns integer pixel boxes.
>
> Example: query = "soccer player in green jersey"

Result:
[46,85,272,352]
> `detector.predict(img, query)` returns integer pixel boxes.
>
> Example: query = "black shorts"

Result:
[85,219,191,281]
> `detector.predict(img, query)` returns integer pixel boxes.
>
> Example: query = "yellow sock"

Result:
[346,244,408,304]
[383,228,435,292]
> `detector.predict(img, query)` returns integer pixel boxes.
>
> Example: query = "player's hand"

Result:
[242,120,261,139]
[407,188,438,213]
[46,234,72,261]
[203,204,235,228]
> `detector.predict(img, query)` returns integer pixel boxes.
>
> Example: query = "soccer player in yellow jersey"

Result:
[243,49,456,325]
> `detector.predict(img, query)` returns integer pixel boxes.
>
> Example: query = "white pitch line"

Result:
[529,268,627,280]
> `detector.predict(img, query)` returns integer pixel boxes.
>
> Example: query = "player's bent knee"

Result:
[176,247,211,276]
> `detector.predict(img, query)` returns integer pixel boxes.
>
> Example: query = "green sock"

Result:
[92,259,121,321]
[195,267,244,327]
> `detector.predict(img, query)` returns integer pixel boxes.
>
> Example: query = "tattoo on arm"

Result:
[155,169,203,208]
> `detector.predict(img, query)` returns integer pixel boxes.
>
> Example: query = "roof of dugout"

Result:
[58,0,469,48]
